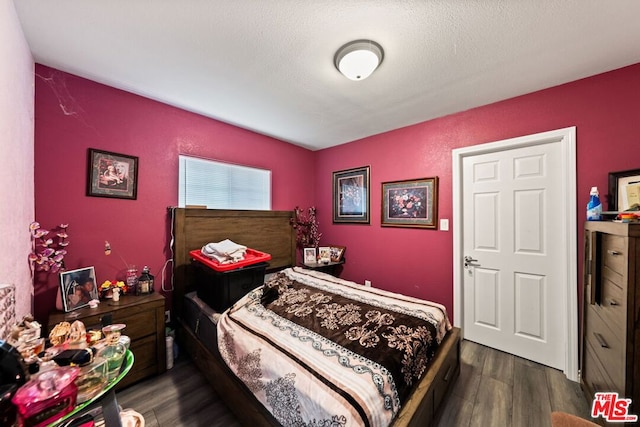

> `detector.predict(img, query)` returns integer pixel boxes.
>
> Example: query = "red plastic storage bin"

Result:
[189,248,271,272]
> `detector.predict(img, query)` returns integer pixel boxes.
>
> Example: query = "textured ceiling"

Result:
[14,0,640,150]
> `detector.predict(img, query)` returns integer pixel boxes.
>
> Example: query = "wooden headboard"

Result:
[171,208,296,319]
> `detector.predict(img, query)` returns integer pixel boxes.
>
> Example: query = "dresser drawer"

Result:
[114,310,158,341]
[583,338,616,395]
[61,302,159,341]
[598,271,627,342]
[433,340,459,411]
[129,334,157,373]
[119,334,158,389]
[602,234,627,276]
[585,305,625,392]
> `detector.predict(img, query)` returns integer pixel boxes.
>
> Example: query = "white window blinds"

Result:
[178,155,271,210]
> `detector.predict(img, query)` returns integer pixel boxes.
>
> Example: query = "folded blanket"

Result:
[202,239,247,264]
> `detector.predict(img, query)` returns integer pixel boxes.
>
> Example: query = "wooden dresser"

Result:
[582,221,639,413]
[48,293,166,389]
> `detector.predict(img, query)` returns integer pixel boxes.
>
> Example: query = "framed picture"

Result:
[303,247,317,264]
[59,267,99,312]
[318,246,331,262]
[608,168,640,211]
[87,148,139,199]
[329,246,346,263]
[333,166,370,224]
[381,177,439,228]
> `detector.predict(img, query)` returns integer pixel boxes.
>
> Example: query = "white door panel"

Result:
[474,192,499,250]
[474,268,499,328]
[514,189,544,253]
[458,131,574,372]
[514,272,545,339]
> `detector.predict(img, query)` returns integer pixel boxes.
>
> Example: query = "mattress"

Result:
[216,267,452,427]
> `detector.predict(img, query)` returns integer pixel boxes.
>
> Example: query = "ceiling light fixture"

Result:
[334,40,384,81]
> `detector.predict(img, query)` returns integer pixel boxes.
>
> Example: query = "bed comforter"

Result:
[217,267,452,427]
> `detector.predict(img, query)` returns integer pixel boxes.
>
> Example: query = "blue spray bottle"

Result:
[586,187,602,221]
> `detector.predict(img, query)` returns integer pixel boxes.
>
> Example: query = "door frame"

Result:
[452,126,578,381]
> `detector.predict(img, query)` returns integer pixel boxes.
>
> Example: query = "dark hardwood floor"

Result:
[434,340,592,427]
[110,340,593,427]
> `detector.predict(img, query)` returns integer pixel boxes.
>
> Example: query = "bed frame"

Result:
[171,207,461,426]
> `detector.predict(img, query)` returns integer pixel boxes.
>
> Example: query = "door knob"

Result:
[464,256,478,268]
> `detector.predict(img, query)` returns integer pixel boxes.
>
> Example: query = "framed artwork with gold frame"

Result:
[381,177,438,229]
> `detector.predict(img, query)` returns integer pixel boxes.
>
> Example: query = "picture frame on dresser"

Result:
[608,168,640,211]
[318,246,331,263]
[59,266,98,312]
[303,248,316,264]
[329,245,345,263]
[87,148,139,200]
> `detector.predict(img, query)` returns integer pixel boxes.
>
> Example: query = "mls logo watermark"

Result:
[591,392,638,423]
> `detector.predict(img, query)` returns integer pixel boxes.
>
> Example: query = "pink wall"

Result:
[316,63,640,321]
[0,0,34,321]
[33,65,315,323]
[34,63,640,325]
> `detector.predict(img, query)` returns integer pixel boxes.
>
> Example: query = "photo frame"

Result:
[318,247,331,262]
[333,166,370,224]
[381,177,439,228]
[303,247,317,264]
[59,267,99,312]
[87,148,139,200]
[329,246,346,263]
[608,168,640,212]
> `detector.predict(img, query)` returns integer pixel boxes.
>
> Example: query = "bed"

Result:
[171,207,461,426]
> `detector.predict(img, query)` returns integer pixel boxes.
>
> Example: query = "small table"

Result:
[50,350,134,427]
[302,260,345,277]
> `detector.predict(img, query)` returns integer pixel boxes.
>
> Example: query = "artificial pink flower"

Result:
[29,222,69,274]
[33,229,48,238]
[42,248,55,258]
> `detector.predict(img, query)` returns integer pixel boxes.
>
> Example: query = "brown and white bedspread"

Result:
[217,267,452,427]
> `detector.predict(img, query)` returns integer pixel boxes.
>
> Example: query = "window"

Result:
[178,155,271,210]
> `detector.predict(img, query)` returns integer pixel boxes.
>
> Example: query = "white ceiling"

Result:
[14,1,640,151]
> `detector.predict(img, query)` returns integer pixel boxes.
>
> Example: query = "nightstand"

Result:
[47,293,166,389]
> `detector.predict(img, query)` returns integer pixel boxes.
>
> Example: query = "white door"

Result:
[453,127,578,380]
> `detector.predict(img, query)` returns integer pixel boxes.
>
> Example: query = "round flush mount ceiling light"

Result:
[334,40,384,81]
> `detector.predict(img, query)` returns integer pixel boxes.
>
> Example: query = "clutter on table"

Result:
[1,315,131,427]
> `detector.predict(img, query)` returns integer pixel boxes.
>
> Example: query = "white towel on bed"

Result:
[201,239,247,264]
